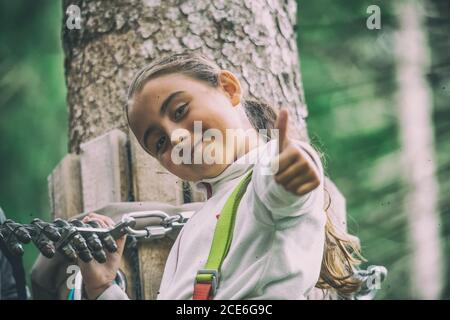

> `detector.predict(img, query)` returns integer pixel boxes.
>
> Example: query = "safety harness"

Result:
[70,169,253,300]
[193,169,253,300]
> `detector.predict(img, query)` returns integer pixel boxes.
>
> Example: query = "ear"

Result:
[218,70,242,106]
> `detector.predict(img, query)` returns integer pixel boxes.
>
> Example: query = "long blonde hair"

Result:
[127,51,365,298]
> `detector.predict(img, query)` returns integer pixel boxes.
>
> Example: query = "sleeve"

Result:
[0,207,19,300]
[252,139,325,222]
[0,252,19,300]
[96,283,130,300]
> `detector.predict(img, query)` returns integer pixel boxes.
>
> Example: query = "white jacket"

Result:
[99,138,326,300]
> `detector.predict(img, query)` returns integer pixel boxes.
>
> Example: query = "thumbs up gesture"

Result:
[272,109,321,196]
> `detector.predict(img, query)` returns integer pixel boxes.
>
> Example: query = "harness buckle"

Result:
[196,269,220,296]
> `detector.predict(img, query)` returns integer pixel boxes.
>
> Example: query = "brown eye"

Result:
[174,103,188,120]
[156,135,167,153]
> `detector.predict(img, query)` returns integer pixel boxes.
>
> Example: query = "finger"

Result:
[93,217,118,253]
[71,220,107,263]
[87,220,118,253]
[275,150,309,182]
[59,243,78,262]
[103,235,126,264]
[71,232,93,262]
[113,234,127,257]
[275,108,289,153]
[296,181,320,196]
[2,232,24,256]
[272,146,301,174]
[87,213,115,228]
[30,231,55,258]
[11,224,32,243]
[77,255,98,270]
[284,173,316,192]
[275,161,310,185]
[84,214,102,226]
[70,220,103,251]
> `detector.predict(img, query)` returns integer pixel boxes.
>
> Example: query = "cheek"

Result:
[160,151,186,176]
[160,152,174,168]
[188,106,229,133]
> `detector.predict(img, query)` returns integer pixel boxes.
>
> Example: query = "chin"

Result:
[207,163,230,178]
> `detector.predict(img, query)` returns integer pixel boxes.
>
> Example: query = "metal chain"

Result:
[0,210,195,262]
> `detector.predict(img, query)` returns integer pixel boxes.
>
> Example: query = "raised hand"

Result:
[272,108,321,196]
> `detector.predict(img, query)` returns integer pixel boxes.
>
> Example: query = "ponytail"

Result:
[243,98,365,298]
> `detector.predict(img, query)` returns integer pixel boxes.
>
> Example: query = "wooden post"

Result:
[79,129,130,212]
[48,154,83,220]
[128,133,184,299]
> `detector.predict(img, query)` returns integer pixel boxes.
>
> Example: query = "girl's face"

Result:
[127,71,256,181]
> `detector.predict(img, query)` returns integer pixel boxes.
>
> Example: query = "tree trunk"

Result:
[394,0,443,299]
[61,0,345,299]
[63,0,309,153]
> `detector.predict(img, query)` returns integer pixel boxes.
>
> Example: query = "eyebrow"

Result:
[143,90,185,149]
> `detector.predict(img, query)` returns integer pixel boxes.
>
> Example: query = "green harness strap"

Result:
[193,169,253,299]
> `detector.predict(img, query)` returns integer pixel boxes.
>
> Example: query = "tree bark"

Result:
[394,0,443,299]
[63,0,309,153]
[61,0,345,299]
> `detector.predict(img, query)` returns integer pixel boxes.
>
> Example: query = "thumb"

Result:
[115,234,127,257]
[275,108,289,153]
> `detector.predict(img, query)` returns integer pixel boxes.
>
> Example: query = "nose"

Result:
[158,118,187,148]
[169,129,191,161]
[172,135,181,145]
[169,127,191,148]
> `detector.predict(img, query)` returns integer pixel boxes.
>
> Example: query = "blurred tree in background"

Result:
[0,0,448,299]
[297,0,449,299]
[426,0,450,299]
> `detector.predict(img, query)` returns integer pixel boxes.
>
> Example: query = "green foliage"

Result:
[0,0,67,279]
[298,0,449,299]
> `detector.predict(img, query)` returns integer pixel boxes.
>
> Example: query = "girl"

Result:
[79,52,363,300]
